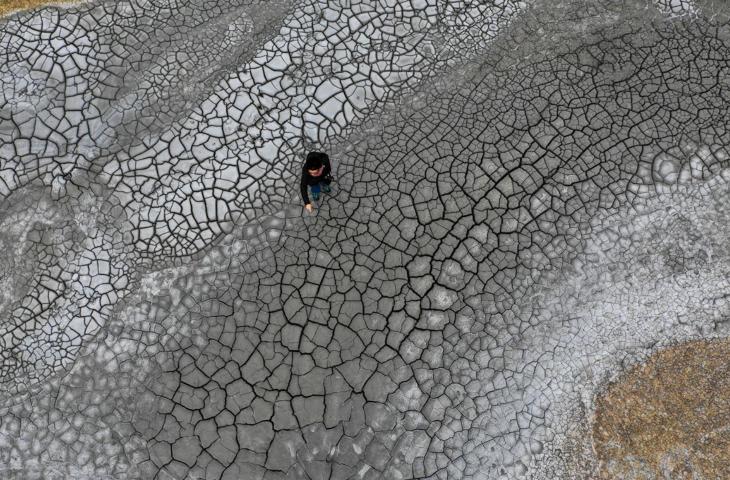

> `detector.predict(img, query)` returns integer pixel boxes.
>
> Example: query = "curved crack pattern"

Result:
[1,0,730,479]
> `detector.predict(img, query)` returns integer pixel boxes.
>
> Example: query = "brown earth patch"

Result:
[593,339,730,479]
[0,0,81,18]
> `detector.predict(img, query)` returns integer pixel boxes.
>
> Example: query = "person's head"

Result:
[305,152,324,176]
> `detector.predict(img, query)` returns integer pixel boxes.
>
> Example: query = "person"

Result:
[300,151,334,213]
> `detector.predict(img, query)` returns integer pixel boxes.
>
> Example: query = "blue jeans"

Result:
[310,181,330,198]
[310,182,322,197]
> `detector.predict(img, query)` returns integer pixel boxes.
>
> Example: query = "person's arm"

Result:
[322,154,333,181]
[300,169,310,205]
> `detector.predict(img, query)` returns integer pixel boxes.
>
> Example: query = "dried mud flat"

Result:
[1,0,730,478]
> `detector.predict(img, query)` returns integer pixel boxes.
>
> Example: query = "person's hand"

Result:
[305,203,313,213]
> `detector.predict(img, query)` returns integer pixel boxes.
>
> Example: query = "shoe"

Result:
[322,184,331,193]
[311,191,320,201]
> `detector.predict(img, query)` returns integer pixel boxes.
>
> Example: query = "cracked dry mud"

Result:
[0,0,729,479]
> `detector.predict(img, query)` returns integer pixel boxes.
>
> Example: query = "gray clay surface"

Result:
[0,0,729,478]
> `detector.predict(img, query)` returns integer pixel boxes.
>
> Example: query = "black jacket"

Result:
[300,152,333,205]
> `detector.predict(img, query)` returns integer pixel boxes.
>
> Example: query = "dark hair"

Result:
[305,152,325,171]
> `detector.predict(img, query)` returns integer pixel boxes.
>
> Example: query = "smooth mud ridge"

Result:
[593,338,730,479]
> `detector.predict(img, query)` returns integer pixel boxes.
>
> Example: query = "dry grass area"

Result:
[593,339,730,479]
[0,0,80,18]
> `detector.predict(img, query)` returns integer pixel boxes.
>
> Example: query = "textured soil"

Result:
[0,0,80,18]
[593,339,730,479]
